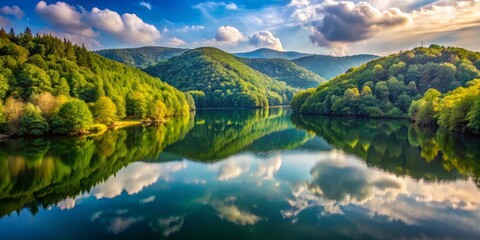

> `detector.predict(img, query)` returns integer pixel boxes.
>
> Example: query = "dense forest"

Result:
[0,28,191,136]
[96,46,187,69]
[293,54,378,79]
[292,45,480,131]
[234,48,311,60]
[145,47,298,108]
[240,58,326,88]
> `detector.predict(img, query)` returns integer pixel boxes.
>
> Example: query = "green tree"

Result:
[467,97,480,133]
[18,63,53,99]
[19,103,49,136]
[92,96,117,125]
[409,89,441,125]
[52,100,93,134]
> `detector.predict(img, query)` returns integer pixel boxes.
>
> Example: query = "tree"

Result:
[148,100,167,121]
[32,92,63,119]
[409,89,441,125]
[374,81,390,100]
[127,92,147,119]
[92,96,117,125]
[52,100,93,134]
[3,97,25,134]
[467,97,480,133]
[19,103,49,136]
[18,63,53,99]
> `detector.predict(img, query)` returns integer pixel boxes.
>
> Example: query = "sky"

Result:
[0,0,479,55]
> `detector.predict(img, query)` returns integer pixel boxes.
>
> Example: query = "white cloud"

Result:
[165,37,187,47]
[140,1,152,10]
[249,31,285,51]
[226,3,238,10]
[108,217,140,234]
[90,162,187,199]
[214,203,261,225]
[35,1,161,48]
[215,25,244,42]
[178,25,205,32]
[0,5,25,20]
[256,156,282,179]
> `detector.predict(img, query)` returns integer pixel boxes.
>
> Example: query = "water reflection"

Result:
[0,109,479,239]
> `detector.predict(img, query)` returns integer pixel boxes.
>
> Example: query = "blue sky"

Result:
[0,0,479,55]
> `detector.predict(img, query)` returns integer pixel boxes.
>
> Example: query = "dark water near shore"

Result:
[0,108,479,239]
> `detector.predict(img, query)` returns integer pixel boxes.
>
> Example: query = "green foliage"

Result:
[0,29,191,135]
[292,54,378,79]
[409,89,441,125]
[292,45,480,119]
[92,96,117,125]
[467,96,480,133]
[19,103,49,136]
[96,46,187,68]
[52,100,93,134]
[240,58,326,88]
[145,47,297,108]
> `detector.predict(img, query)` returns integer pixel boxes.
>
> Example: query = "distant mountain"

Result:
[293,54,379,79]
[240,58,326,89]
[96,46,187,69]
[145,47,298,108]
[235,48,312,60]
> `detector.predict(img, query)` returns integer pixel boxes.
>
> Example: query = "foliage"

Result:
[145,47,298,108]
[292,45,480,119]
[92,96,117,125]
[51,100,93,134]
[0,28,190,135]
[96,46,187,68]
[293,54,378,79]
[18,103,49,136]
[240,58,326,88]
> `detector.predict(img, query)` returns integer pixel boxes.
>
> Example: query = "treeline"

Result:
[0,28,191,136]
[145,47,297,108]
[410,79,480,133]
[292,45,480,120]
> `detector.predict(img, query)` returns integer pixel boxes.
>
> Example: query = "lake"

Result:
[1,108,479,239]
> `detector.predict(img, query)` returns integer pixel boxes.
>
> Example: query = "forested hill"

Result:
[234,48,311,60]
[240,58,326,89]
[96,46,187,69]
[145,47,298,108]
[293,54,379,79]
[0,28,190,136]
[292,45,480,122]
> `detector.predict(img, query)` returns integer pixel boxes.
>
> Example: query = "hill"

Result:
[234,48,311,60]
[293,54,379,79]
[0,29,190,136]
[240,58,326,88]
[291,45,480,120]
[145,47,298,108]
[96,46,187,68]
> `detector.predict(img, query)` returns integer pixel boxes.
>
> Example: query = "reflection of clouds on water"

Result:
[218,160,247,181]
[57,197,78,210]
[140,196,156,204]
[214,202,261,226]
[282,150,480,232]
[256,156,282,179]
[108,217,142,234]
[91,162,187,199]
[150,216,184,237]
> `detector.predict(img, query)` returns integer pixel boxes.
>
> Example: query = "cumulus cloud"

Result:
[108,217,140,234]
[214,203,261,225]
[140,1,152,10]
[0,5,25,20]
[35,1,161,48]
[309,1,411,47]
[249,31,285,51]
[165,37,187,47]
[178,25,205,32]
[215,25,244,42]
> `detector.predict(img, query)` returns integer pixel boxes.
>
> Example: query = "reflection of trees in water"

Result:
[0,115,193,217]
[164,108,313,162]
[292,114,480,182]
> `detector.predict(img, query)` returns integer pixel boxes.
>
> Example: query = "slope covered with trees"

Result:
[293,54,379,79]
[234,48,311,60]
[96,46,187,69]
[0,28,190,136]
[240,58,326,88]
[145,47,297,108]
[292,45,480,120]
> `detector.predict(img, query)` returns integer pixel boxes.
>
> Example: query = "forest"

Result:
[145,47,297,108]
[0,28,191,136]
[292,45,480,133]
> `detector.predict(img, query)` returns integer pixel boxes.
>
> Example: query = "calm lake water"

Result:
[1,108,480,239]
